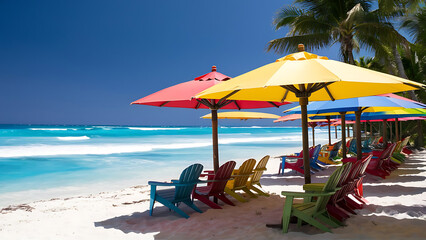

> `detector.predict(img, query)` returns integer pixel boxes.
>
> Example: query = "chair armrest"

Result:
[231,173,253,177]
[281,190,337,198]
[200,173,215,177]
[148,181,198,187]
[254,167,267,172]
[303,183,325,192]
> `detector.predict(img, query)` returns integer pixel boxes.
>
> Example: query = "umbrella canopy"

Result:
[197,45,425,184]
[201,111,280,120]
[285,95,426,116]
[132,66,290,172]
[284,95,425,159]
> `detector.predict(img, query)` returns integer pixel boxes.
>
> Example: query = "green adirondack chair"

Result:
[224,158,256,202]
[246,155,270,197]
[280,164,345,233]
[392,136,410,163]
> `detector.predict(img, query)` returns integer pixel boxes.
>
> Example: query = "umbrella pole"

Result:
[355,110,362,160]
[211,109,219,172]
[300,97,311,184]
[340,112,347,159]
[312,126,315,147]
[395,118,399,141]
[335,125,338,139]
[383,119,387,147]
[327,116,331,145]
[369,121,372,138]
[347,125,350,138]
[364,122,367,136]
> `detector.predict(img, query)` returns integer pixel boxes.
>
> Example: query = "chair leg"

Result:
[216,193,235,206]
[296,214,331,232]
[242,187,258,198]
[282,196,294,233]
[317,213,341,228]
[183,200,203,213]
[193,194,222,209]
[249,185,270,197]
[224,187,247,202]
[149,198,155,216]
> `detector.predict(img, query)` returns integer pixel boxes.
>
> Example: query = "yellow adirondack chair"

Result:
[246,155,270,197]
[224,158,256,202]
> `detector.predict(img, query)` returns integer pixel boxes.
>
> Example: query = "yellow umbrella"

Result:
[201,111,280,120]
[197,44,424,184]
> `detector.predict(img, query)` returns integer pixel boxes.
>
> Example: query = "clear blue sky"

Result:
[0,0,365,126]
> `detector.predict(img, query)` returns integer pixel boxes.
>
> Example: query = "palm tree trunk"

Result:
[392,44,419,101]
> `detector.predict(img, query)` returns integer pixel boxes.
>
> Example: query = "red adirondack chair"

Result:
[192,161,236,209]
[278,146,317,175]
[365,143,396,179]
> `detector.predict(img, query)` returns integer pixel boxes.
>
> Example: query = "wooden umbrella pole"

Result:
[355,110,362,160]
[383,119,387,146]
[211,109,219,172]
[369,121,372,137]
[364,121,367,136]
[327,116,331,145]
[395,118,399,141]
[347,124,350,137]
[340,112,347,159]
[300,96,311,184]
[335,125,338,139]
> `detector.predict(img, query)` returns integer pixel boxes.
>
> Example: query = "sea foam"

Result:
[57,136,90,141]
[0,136,293,158]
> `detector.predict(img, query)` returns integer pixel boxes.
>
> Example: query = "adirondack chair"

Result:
[224,158,256,202]
[365,143,396,178]
[318,141,342,165]
[279,146,317,175]
[278,149,303,175]
[148,163,203,219]
[392,136,411,163]
[310,144,325,171]
[303,162,353,223]
[280,165,345,233]
[341,154,372,210]
[192,161,236,209]
[246,155,270,197]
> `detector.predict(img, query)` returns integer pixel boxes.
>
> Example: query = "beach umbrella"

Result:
[274,114,331,146]
[131,66,290,172]
[285,95,425,159]
[201,111,280,120]
[196,45,424,184]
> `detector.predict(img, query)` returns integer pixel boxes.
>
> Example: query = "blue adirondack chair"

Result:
[148,163,204,218]
[310,144,324,171]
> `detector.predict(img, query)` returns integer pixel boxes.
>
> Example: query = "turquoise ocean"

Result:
[0,125,338,207]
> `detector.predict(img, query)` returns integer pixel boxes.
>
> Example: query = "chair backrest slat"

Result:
[314,165,344,212]
[233,159,256,188]
[175,163,203,200]
[210,161,236,194]
[250,156,270,185]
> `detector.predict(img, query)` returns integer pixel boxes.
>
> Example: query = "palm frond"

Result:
[266,33,332,54]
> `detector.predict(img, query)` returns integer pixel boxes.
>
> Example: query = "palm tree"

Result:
[267,0,407,64]
[355,56,384,71]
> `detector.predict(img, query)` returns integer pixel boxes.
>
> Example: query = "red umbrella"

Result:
[132,66,290,172]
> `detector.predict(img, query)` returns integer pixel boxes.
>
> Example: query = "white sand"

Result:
[1,151,425,240]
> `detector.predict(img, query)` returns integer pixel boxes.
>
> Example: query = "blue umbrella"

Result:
[287,95,425,159]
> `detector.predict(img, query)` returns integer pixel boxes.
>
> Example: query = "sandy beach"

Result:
[1,149,425,240]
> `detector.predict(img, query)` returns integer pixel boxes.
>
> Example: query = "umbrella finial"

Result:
[298,44,305,52]
[212,65,217,72]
